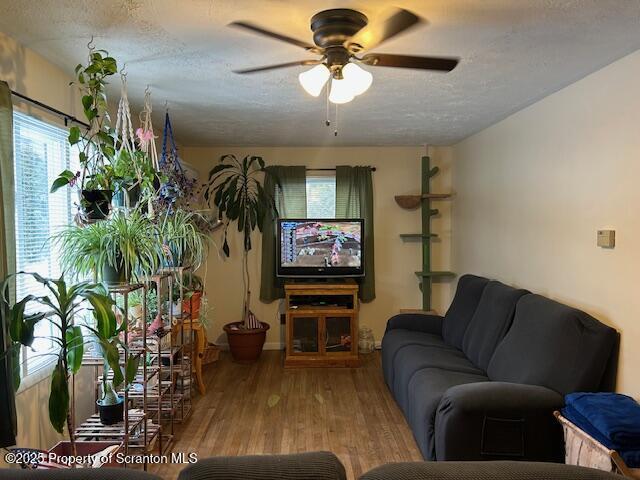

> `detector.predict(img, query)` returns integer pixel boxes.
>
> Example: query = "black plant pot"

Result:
[82,189,113,220]
[113,185,141,208]
[101,255,128,285]
[97,395,124,425]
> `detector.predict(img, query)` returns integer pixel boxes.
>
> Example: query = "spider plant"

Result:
[55,209,161,284]
[157,208,208,269]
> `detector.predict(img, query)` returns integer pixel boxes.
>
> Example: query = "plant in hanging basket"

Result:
[50,45,119,220]
[204,154,278,362]
[1,274,138,454]
[112,149,164,208]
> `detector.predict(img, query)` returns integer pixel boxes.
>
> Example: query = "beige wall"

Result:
[451,49,640,397]
[183,146,453,349]
[1,31,93,456]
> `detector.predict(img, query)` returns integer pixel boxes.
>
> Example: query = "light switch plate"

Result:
[597,230,615,248]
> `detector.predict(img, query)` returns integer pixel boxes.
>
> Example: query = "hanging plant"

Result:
[157,111,197,213]
[50,41,119,220]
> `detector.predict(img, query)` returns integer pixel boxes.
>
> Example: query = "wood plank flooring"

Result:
[150,350,422,479]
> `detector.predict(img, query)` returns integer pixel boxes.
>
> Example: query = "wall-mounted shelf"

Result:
[395,193,452,209]
[395,156,455,311]
[400,233,438,240]
[414,271,456,278]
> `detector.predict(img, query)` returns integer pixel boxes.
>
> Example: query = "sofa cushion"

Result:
[442,274,490,349]
[406,368,488,460]
[461,281,529,370]
[488,294,619,395]
[360,461,625,480]
[393,345,485,414]
[381,329,455,389]
[177,451,346,480]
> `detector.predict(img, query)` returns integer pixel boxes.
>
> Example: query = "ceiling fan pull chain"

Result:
[325,85,331,127]
[334,104,339,137]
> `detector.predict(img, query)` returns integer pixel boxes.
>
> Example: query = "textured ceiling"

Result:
[1,0,639,146]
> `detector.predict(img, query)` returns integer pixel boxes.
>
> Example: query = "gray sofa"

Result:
[1,452,626,479]
[381,274,620,462]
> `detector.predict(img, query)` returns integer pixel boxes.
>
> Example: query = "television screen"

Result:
[277,219,364,277]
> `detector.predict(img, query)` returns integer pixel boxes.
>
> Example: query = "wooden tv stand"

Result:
[284,279,360,368]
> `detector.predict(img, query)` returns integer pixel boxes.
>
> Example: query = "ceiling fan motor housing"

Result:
[310,9,368,48]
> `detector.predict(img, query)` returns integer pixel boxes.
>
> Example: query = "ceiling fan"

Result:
[230,8,459,104]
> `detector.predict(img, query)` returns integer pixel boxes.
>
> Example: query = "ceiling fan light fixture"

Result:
[328,77,355,104]
[342,62,373,96]
[298,64,330,97]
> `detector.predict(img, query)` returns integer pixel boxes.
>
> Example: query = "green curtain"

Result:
[336,166,375,302]
[259,165,307,302]
[0,81,17,447]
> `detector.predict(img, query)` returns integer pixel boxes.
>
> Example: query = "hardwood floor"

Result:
[151,350,422,479]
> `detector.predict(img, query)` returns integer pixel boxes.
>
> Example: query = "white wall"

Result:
[452,49,640,397]
[183,146,453,349]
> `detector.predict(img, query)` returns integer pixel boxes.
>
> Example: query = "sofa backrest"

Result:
[462,281,529,371]
[442,274,490,349]
[487,294,619,395]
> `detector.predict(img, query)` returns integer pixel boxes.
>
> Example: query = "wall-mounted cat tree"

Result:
[395,155,454,313]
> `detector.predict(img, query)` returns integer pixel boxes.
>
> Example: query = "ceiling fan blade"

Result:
[361,53,459,72]
[233,59,321,74]
[346,8,422,53]
[230,21,321,53]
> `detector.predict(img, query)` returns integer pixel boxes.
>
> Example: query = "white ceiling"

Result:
[1,0,639,146]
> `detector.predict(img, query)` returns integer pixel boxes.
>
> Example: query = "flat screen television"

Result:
[277,219,364,278]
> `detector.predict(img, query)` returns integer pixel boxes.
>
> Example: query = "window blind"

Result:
[306,174,336,218]
[12,111,79,376]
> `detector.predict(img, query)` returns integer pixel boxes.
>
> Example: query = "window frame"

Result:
[305,171,336,219]
[11,108,79,388]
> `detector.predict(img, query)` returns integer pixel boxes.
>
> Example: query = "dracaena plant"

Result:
[1,273,139,456]
[203,154,277,328]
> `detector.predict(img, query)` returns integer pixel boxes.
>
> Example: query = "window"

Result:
[13,111,79,377]
[306,174,336,218]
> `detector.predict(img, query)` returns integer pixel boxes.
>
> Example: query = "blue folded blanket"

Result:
[565,393,640,446]
[562,392,640,468]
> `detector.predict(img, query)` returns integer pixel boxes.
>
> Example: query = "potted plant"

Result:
[50,46,118,220]
[95,321,140,425]
[182,272,204,318]
[204,154,277,363]
[157,208,208,269]
[1,273,139,456]
[55,208,161,284]
[112,149,163,209]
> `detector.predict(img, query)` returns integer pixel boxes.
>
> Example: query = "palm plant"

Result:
[55,208,160,284]
[1,273,139,455]
[204,154,276,328]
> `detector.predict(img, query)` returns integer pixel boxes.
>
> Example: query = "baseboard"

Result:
[216,342,283,351]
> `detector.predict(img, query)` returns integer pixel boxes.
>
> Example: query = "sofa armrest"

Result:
[385,313,443,336]
[434,382,564,462]
[177,451,346,480]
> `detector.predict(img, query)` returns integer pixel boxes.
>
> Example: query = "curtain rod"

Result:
[10,89,89,128]
[306,167,376,172]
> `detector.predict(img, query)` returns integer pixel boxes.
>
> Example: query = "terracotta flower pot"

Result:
[223,321,270,364]
[182,291,202,318]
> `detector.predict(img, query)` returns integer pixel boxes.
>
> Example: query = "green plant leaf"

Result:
[66,326,84,374]
[125,354,140,386]
[11,344,21,392]
[84,292,116,339]
[49,357,69,434]
[68,126,81,146]
[101,339,124,389]
[82,95,93,110]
